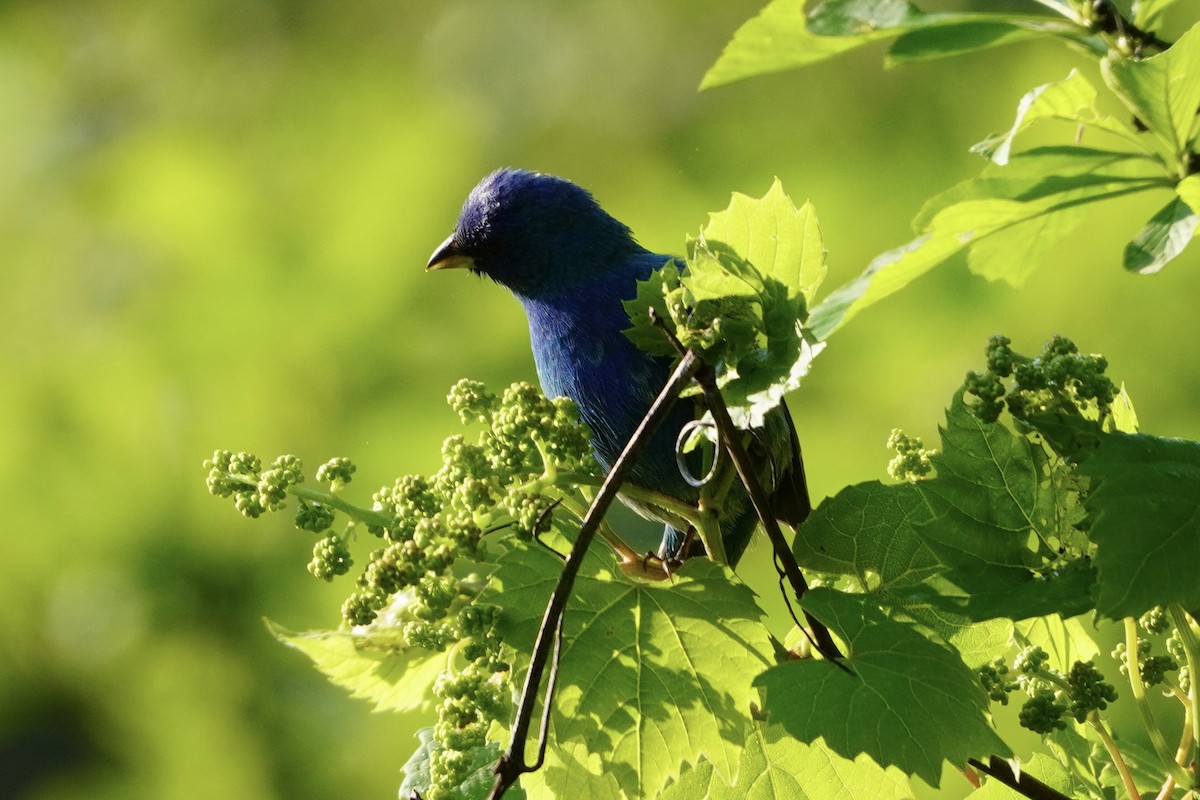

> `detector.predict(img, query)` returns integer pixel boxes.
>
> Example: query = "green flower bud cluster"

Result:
[1114,615,1186,688]
[205,380,596,631]
[1006,646,1118,734]
[426,603,509,799]
[1166,632,1192,692]
[1019,687,1070,734]
[964,335,1117,427]
[978,657,1019,704]
[343,380,596,627]
[205,451,310,518]
[886,429,935,482]
[1064,660,1117,722]
[308,533,352,581]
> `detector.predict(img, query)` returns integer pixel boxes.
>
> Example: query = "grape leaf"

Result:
[1016,616,1100,673]
[624,180,828,428]
[754,588,1010,786]
[910,394,1097,621]
[399,729,519,800]
[1078,433,1200,618]
[1102,21,1200,160]
[265,618,449,713]
[481,542,776,800]
[659,722,910,800]
[793,480,940,592]
[697,177,827,309]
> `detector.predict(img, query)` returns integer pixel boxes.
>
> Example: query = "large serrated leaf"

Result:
[793,480,940,592]
[754,588,1010,786]
[1079,433,1200,618]
[908,395,1097,621]
[266,618,449,713]
[481,544,775,800]
[659,722,910,800]
[698,179,827,310]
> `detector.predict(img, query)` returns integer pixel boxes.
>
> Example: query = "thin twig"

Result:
[967,757,1073,800]
[691,360,847,666]
[487,351,703,800]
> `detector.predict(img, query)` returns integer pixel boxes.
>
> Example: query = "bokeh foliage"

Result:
[2,1,1198,798]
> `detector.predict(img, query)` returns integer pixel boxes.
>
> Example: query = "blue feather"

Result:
[428,168,809,564]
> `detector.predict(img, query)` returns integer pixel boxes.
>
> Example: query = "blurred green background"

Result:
[2,1,1198,798]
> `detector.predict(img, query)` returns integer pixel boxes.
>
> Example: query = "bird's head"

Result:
[427,168,640,297]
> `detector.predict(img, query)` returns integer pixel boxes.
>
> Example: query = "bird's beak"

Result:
[426,235,476,272]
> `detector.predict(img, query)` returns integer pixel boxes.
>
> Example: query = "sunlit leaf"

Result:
[755,588,1010,786]
[971,70,1143,165]
[1123,195,1198,273]
[660,722,910,800]
[266,618,449,713]
[704,0,1099,89]
[482,543,776,799]
[808,148,1164,337]
[1102,21,1200,161]
[793,480,940,592]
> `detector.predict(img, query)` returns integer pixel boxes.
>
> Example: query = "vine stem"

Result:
[1168,604,1200,790]
[690,359,845,665]
[1123,617,1194,789]
[487,351,703,800]
[1088,714,1141,800]
[289,484,393,528]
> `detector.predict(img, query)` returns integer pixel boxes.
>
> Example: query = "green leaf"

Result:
[915,614,1015,671]
[793,480,941,592]
[1179,173,1200,214]
[702,0,1099,89]
[698,178,827,309]
[1123,195,1198,273]
[1134,0,1185,29]
[971,70,1142,165]
[1102,21,1200,163]
[754,588,1010,786]
[620,259,682,357]
[266,617,449,713]
[481,543,776,800]
[808,148,1164,337]
[701,0,897,90]
[1015,616,1100,673]
[806,0,924,34]
[888,20,1092,67]
[660,722,910,800]
[625,180,828,428]
[909,394,1097,621]
[1078,433,1200,618]
[400,728,521,800]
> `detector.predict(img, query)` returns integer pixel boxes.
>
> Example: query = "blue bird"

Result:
[427,168,808,566]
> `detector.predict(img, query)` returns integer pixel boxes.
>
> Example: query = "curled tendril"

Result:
[675,419,722,488]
